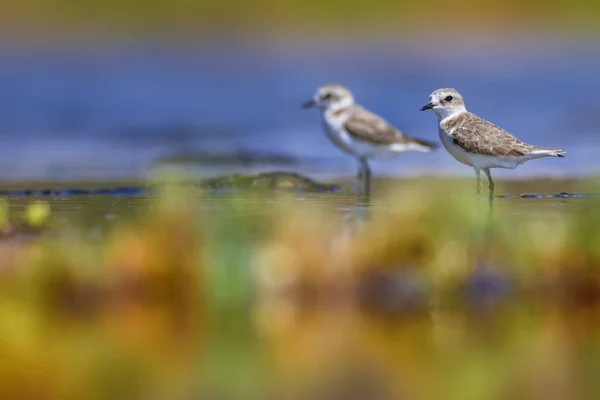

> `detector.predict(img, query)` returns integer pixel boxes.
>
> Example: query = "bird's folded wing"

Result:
[344,107,414,145]
[452,114,531,157]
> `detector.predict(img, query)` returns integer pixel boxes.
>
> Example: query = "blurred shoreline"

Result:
[2,0,600,42]
[0,175,592,193]
[1,31,600,52]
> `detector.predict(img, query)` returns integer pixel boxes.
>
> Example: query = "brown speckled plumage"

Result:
[442,112,566,157]
[441,112,534,157]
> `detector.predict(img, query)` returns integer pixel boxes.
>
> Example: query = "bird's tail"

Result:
[530,147,566,158]
[409,137,440,152]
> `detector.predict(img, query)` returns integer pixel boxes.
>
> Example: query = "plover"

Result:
[303,84,438,194]
[420,88,565,196]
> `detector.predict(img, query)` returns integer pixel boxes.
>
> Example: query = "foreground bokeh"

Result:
[0,180,600,399]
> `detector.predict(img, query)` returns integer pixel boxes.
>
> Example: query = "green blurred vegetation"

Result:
[3,0,600,40]
[0,179,599,398]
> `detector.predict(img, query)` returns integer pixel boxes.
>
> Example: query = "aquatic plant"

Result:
[0,179,599,398]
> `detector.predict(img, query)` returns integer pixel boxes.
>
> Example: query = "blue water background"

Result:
[0,39,597,182]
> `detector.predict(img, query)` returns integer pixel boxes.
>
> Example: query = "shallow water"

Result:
[0,40,598,183]
[3,176,593,236]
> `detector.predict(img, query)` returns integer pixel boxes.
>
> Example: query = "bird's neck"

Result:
[323,99,354,116]
[436,107,467,123]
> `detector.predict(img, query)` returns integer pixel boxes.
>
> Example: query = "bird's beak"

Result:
[420,102,434,111]
[302,99,317,109]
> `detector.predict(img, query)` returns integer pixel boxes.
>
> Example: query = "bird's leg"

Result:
[359,157,371,198]
[474,167,483,195]
[356,159,364,180]
[483,168,495,198]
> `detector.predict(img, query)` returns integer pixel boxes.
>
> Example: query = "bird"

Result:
[302,84,438,196]
[420,88,565,197]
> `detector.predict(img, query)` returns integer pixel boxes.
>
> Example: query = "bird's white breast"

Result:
[438,126,473,167]
[322,111,357,155]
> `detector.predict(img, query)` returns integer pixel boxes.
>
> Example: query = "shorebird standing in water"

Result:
[420,88,565,197]
[303,84,438,196]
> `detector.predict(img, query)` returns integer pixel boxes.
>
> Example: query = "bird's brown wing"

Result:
[344,105,426,146]
[449,113,532,157]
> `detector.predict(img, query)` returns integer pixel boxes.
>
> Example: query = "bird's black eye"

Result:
[322,93,332,100]
[445,95,453,102]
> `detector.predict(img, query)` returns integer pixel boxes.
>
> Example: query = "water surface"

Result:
[0,40,597,183]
